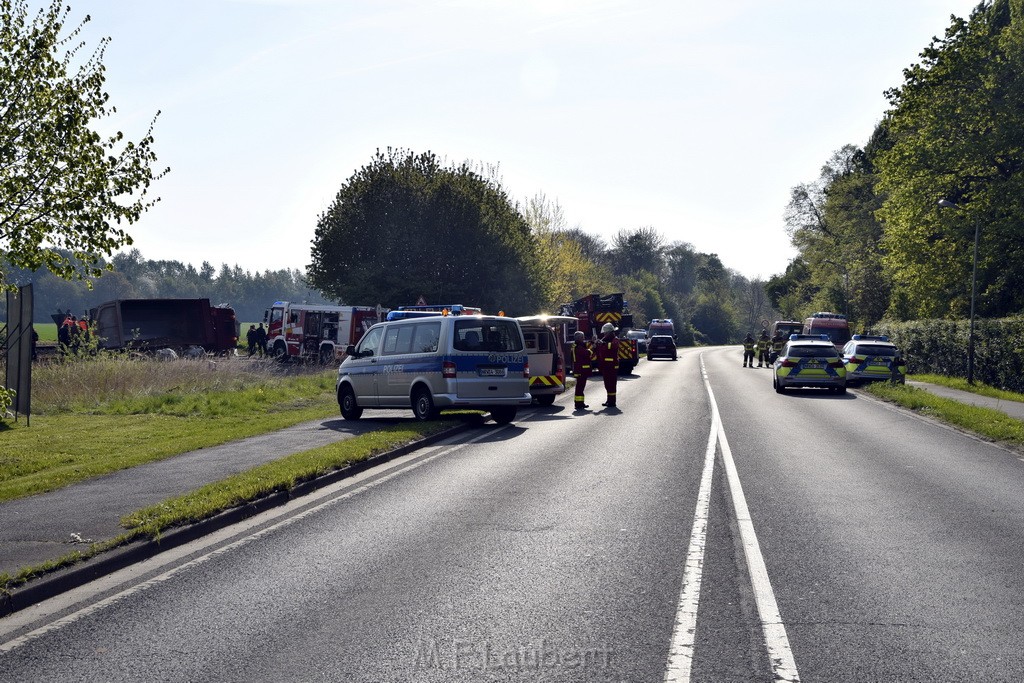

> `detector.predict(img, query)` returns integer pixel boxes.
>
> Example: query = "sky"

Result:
[63,0,984,282]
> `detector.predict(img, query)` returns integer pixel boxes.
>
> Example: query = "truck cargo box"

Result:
[89,298,238,354]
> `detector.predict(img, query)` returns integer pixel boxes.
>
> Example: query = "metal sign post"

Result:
[4,284,33,425]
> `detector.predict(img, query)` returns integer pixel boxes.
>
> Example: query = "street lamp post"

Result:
[938,199,979,384]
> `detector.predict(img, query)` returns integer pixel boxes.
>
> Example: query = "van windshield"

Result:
[453,319,524,352]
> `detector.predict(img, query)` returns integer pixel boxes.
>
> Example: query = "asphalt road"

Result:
[3,347,1024,682]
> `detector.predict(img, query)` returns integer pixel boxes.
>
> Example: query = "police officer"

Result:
[596,322,620,408]
[756,329,770,367]
[742,333,755,367]
[570,330,593,410]
[770,329,785,364]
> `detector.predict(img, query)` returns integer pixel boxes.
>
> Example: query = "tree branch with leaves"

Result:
[0,0,168,290]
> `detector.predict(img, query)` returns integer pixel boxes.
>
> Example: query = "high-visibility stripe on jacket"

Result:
[571,341,593,376]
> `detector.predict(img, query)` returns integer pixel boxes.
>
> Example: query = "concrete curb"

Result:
[0,421,473,618]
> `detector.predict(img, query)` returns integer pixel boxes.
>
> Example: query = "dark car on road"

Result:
[646,335,677,361]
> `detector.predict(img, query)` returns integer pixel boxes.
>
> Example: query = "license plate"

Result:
[802,362,822,369]
[479,367,506,377]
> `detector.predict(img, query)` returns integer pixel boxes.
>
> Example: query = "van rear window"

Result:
[454,319,523,352]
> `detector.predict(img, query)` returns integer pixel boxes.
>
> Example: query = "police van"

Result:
[336,313,531,424]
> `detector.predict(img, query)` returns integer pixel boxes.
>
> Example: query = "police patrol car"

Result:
[336,313,531,424]
[773,334,847,394]
[841,335,907,386]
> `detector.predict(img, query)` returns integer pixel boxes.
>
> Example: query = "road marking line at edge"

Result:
[703,354,801,682]
[0,428,505,653]
[662,359,719,682]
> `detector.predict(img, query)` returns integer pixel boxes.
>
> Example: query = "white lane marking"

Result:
[0,428,504,653]
[704,355,801,682]
[662,362,719,682]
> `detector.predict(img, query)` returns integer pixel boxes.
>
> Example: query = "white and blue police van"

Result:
[336,313,531,424]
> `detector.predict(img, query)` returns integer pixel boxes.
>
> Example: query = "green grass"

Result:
[0,364,339,503]
[866,382,1024,446]
[122,420,462,536]
[0,417,471,590]
[32,322,58,342]
[909,373,1024,404]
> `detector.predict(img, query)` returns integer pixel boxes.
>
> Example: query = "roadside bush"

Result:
[675,322,698,347]
[0,386,14,420]
[873,316,1024,392]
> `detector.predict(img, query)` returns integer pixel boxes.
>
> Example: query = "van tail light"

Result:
[442,361,456,378]
[829,359,845,368]
[523,361,530,378]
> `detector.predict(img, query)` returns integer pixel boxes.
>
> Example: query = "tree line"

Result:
[769,0,1024,332]
[1,249,332,324]
[4,217,777,345]
[307,148,776,344]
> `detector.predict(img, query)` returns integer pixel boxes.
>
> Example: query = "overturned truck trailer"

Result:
[90,298,239,354]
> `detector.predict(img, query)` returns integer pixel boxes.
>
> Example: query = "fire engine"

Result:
[264,301,385,363]
[558,292,640,375]
[648,318,675,340]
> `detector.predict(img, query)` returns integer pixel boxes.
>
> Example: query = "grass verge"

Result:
[0,372,338,503]
[865,382,1024,447]
[0,419,464,591]
[909,373,1024,404]
[121,419,461,536]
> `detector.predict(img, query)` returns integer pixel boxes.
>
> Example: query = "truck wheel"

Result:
[490,406,517,424]
[271,341,287,361]
[338,386,362,420]
[412,388,439,421]
[535,394,556,407]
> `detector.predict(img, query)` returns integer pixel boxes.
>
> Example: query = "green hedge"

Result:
[872,317,1024,392]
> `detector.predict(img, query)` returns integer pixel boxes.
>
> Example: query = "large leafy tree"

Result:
[783,143,888,327]
[0,0,167,289]
[876,0,1024,319]
[609,226,665,279]
[309,148,544,315]
[521,192,613,311]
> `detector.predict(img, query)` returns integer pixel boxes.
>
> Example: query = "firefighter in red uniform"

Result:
[597,322,620,408]
[570,330,593,410]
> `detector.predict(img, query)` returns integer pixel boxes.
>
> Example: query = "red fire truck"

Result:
[558,292,640,375]
[264,301,385,363]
